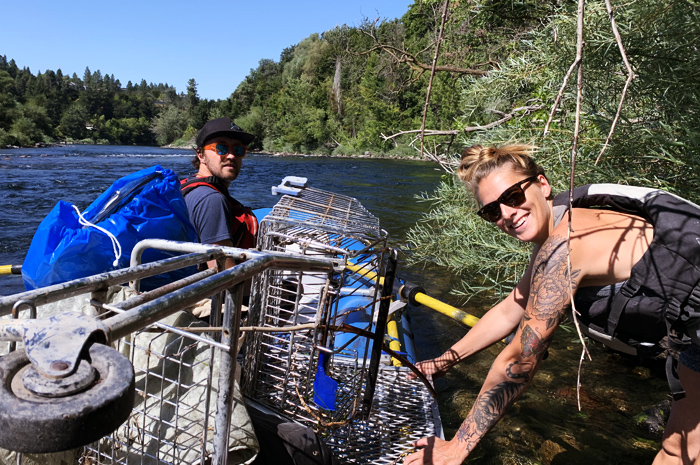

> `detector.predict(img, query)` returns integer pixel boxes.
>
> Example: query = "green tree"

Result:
[0,70,17,130]
[58,102,89,140]
[150,105,188,146]
[407,0,700,300]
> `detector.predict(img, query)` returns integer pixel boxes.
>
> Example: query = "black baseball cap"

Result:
[196,117,254,147]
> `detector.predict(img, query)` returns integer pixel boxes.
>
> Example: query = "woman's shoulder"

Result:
[554,208,649,236]
[549,208,653,284]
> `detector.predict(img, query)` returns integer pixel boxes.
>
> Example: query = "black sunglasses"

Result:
[477,175,539,222]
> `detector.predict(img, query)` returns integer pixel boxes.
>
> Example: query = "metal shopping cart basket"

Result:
[241,185,442,464]
[0,183,441,465]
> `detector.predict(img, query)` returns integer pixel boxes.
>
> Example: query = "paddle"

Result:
[0,265,21,275]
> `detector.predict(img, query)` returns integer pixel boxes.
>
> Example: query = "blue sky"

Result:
[1,1,411,101]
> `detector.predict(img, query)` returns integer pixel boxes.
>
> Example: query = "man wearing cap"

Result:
[181,117,258,269]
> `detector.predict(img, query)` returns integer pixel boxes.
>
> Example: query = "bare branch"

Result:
[420,0,451,158]
[382,105,545,141]
[544,60,579,136]
[356,27,488,77]
[595,0,637,165]
[565,0,593,412]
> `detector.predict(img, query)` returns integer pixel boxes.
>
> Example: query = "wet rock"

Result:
[552,385,607,410]
[539,439,566,464]
[634,399,671,437]
[633,366,652,380]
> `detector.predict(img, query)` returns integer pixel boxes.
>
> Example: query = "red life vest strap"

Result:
[181,176,258,249]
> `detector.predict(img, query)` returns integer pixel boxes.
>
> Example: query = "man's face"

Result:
[197,136,244,183]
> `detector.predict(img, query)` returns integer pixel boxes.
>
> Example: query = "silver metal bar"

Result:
[105,252,338,342]
[116,268,217,310]
[131,239,346,272]
[201,343,217,465]
[105,255,274,342]
[212,284,243,465]
[94,301,231,352]
[0,251,217,316]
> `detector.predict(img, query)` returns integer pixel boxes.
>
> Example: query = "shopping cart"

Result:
[0,184,441,465]
[241,186,442,463]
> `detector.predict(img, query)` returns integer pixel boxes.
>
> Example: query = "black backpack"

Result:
[553,184,700,399]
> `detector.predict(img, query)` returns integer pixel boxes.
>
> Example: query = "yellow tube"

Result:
[345,263,383,284]
[386,316,402,366]
[0,265,14,276]
[414,292,481,328]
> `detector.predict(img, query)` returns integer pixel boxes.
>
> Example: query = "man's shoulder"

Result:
[184,183,229,212]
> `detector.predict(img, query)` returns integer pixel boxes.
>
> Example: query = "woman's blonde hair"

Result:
[457,144,545,194]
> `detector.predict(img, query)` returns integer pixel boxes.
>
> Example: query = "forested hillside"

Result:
[0,1,551,155]
[0,57,226,148]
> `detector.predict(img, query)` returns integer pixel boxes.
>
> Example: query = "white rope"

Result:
[72,205,122,267]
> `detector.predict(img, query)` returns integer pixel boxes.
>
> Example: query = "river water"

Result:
[0,145,670,464]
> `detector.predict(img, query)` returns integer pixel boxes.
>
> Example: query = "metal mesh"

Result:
[241,188,441,463]
[81,325,218,464]
[242,188,387,427]
[325,366,442,464]
[80,311,256,465]
[264,187,382,239]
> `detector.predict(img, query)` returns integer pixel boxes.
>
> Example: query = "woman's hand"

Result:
[403,436,466,465]
[407,357,452,380]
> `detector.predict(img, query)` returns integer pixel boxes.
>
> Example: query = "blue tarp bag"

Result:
[22,165,198,290]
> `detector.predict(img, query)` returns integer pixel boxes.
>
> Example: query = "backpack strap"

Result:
[606,274,643,336]
[607,272,699,400]
[665,355,685,401]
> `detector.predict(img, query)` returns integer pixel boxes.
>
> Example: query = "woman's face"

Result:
[476,165,552,244]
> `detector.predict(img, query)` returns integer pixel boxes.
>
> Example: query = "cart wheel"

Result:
[0,343,135,454]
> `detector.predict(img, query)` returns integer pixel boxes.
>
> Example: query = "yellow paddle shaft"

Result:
[346,262,481,328]
[386,317,403,366]
[345,263,383,284]
[0,265,21,276]
[413,292,481,328]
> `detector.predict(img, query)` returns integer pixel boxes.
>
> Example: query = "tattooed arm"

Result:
[409,257,534,381]
[404,236,581,465]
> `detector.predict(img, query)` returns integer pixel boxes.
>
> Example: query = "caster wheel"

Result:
[0,343,135,453]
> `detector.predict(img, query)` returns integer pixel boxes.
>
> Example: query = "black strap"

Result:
[607,275,642,335]
[664,297,692,400]
[686,283,700,312]
[665,354,686,401]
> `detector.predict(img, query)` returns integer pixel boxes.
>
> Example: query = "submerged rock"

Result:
[634,399,671,436]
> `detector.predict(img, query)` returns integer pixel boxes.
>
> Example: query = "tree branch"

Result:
[420,0,451,158]
[382,105,545,141]
[357,23,488,77]
[567,0,593,413]
[595,0,637,165]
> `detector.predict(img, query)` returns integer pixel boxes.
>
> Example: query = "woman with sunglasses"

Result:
[181,117,258,271]
[405,144,700,465]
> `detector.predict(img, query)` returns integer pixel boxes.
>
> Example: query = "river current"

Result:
[0,145,670,464]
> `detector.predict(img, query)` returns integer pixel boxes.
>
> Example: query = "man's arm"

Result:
[405,235,581,464]
[206,239,237,270]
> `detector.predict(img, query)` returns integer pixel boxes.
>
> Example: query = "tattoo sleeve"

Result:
[529,235,580,329]
[455,382,525,453]
[452,236,582,457]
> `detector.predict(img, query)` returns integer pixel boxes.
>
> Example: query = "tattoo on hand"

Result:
[529,235,581,329]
